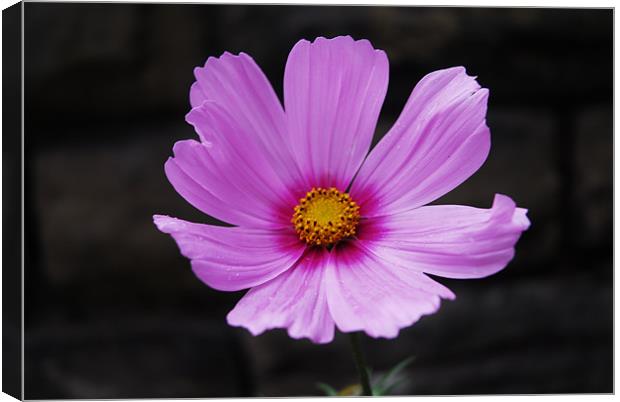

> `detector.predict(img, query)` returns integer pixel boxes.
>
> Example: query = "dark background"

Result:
[22,4,612,398]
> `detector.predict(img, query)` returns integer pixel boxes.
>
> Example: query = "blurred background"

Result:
[22,4,612,398]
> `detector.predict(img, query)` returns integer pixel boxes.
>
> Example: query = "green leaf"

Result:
[316,382,338,396]
[372,356,415,396]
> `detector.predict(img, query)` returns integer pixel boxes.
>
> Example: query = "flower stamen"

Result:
[292,187,361,246]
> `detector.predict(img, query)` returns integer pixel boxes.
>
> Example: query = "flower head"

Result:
[154,36,530,343]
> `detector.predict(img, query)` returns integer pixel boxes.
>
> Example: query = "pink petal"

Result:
[351,67,490,217]
[227,248,335,344]
[325,241,454,339]
[283,36,389,190]
[359,194,530,279]
[153,215,305,291]
[190,52,303,194]
[175,101,301,228]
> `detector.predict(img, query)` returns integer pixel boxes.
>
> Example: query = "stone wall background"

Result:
[23,4,612,398]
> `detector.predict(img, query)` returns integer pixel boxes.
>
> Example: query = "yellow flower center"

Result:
[292,187,361,246]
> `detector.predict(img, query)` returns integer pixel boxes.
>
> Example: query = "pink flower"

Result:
[153,36,530,344]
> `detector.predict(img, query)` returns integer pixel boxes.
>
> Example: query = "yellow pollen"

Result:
[292,187,361,246]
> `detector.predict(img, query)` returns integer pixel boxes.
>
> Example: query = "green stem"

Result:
[348,332,373,396]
